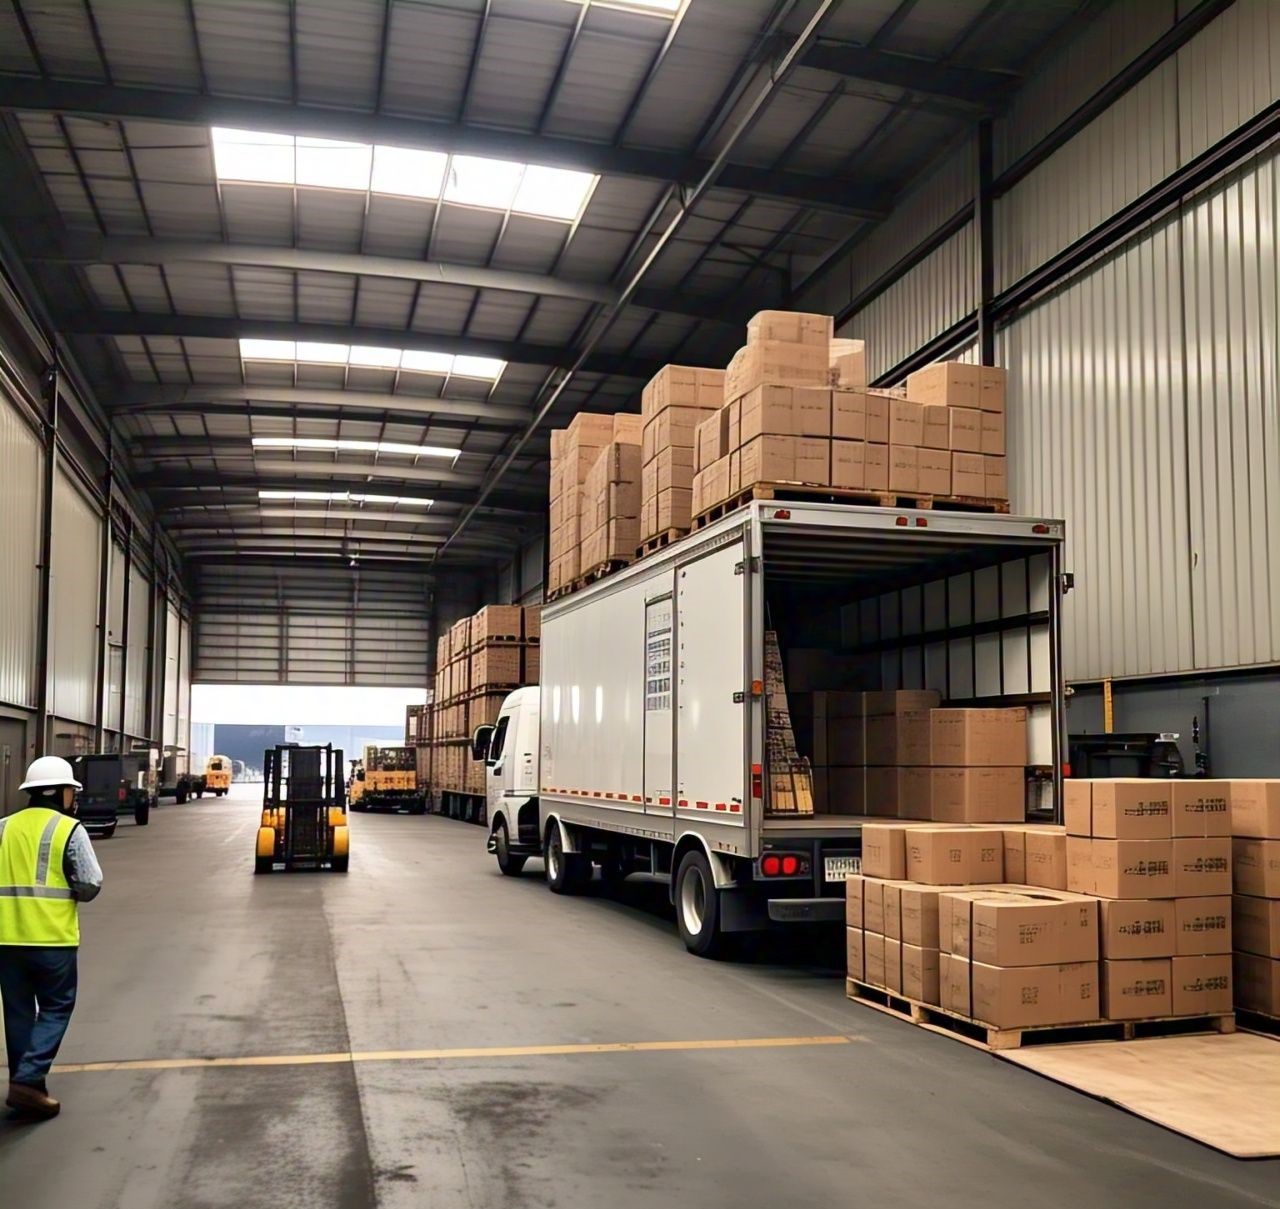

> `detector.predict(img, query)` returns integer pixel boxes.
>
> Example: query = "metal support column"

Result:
[33,363,57,757]
[94,456,114,749]
[143,527,160,744]
[975,118,995,366]
[117,517,132,742]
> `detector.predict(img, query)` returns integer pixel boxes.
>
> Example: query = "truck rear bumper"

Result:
[767,897,844,924]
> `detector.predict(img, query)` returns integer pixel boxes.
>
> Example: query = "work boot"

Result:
[6,1081,60,1119]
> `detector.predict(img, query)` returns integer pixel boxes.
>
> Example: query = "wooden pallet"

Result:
[577,557,629,587]
[846,979,1236,1051]
[636,528,687,559]
[693,482,1011,529]
[1238,1009,1280,1038]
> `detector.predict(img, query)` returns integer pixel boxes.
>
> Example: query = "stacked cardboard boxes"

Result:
[549,413,641,593]
[1065,780,1234,1020]
[905,362,1008,502]
[580,440,642,572]
[1232,779,1280,1018]
[424,605,541,799]
[640,366,725,543]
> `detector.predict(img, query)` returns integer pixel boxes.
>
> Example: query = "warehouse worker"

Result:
[0,756,103,1121]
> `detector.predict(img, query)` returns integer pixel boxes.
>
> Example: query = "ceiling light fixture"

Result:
[252,437,459,459]
[238,338,505,381]
[257,490,435,506]
[212,128,596,220]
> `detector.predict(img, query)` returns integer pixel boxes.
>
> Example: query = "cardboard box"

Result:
[1168,780,1232,837]
[831,439,865,489]
[1233,952,1280,1015]
[885,883,941,948]
[888,399,924,446]
[1103,958,1171,1019]
[918,447,952,496]
[906,827,1003,885]
[1174,895,1231,955]
[793,388,833,437]
[1230,780,1280,837]
[929,767,1025,824]
[884,937,903,993]
[948,407,983,453]
[693,455,731,516]
[888,444,919,493]
[471,646,522,688]
[907,361,982,408]
[863,878,886,934]
[1172,954,1232,1015]
[921,405,950,450]
[1024,826,1067,889]
[1067,779,1172,839]
[1003,826,1029,883]
[864,765,926,818]
[1233,893,1280,958]
[846,926,865,980]
[845,875,865,929]
[901,943,940,1004]
[652,487,692,535]
[984,455,1007,501]
[830,339,866,388]
[1232,837,1280,897]
[981,411,1006,456]
[641,365,724,421]
[724,340,829,402]
[864,442,888,491]
[939,951,969,1016]
[1099,898,1176,960]
[738,384,796,442]
[827,766,866,814]
[968,959,1100,1028]
[865,393,889,444]
[1173,837,1232,896]
[1067,837,1175,898]
[897,710,932,766]
[979,366,1006,413]
[646,405,713,459]
[832,390,866,440]
[864,930,886,988]
[738,434,795,486]
[945,888,1098,966]
[929,708,1029,768]
[860,822,917,880]
[469,605,524,645]
[794,437,830,485]
[695,411,725,472]
[951,452,985,496]
[747,309,833,348]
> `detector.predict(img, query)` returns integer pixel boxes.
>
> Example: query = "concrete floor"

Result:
[2,787,1278,1209]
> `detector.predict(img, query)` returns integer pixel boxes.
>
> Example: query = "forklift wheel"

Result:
[196,789,204,799]
[176,787,188,805]
[254,856,273,875]
[330,855,349,873]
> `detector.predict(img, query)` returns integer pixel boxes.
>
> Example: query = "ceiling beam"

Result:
[110,383,529,425]
[129,448,500,487]
[800,40,1016,106]
[165,507,457,528]
[0,74,891,218]
[30,231,732,322]
[61,310,664,380]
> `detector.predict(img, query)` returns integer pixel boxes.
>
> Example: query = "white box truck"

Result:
[474,500,1068,956]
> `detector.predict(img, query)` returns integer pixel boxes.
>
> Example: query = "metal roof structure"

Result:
[0,0,1094,573]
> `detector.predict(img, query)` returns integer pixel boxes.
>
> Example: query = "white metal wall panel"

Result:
[163,604,179,748]
[1182,148,1280,669]
[106,542,126,733]
[0,389,42,708]
[998,220,1193,681]
[124,565,150,737]
[836,224,976,382]
[178,616,191,759]
[50,469,102,725]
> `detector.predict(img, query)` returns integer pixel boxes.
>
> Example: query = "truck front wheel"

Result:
[675,850,724,958]
[494,820,526,877]
[545,825,589,894]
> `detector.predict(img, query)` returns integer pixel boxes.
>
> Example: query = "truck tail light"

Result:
[751,763,763,800]
[758,851,811,879]
[118,788,127,802]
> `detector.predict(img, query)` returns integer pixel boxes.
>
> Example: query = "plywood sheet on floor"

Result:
[1004,1033,1280,1158]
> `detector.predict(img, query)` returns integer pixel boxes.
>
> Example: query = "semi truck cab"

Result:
[475,686,541,875]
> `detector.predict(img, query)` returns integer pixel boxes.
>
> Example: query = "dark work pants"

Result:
[0,946,78,1086]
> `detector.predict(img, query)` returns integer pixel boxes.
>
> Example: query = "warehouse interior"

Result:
[1,0,1278,1205]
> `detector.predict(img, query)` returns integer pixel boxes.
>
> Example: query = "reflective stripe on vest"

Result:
[0,807,79,946]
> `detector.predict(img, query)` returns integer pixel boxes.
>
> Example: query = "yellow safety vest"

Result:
[0,807,80,947]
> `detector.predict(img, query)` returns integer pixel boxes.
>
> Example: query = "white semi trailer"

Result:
[475,500,1068,956]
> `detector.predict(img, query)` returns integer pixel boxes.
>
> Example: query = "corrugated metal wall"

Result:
[50,468,103,725]
[0,387,42,709]
[106,540,126,737]
[163,604,180,747]
[124,564,150,736]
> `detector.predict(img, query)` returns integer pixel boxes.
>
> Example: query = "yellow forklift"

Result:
[347,744,427,815]
[204,754,232,796]
[255,744,349,873]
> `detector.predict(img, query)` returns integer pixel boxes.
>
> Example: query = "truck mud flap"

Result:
[767,898,844,924]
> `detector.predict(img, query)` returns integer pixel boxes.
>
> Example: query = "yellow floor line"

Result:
[55,1034,859,1075]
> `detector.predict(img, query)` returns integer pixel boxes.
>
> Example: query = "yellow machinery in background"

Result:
[348,744,427,815]
[255,743,349,874]
[205,754,232,796]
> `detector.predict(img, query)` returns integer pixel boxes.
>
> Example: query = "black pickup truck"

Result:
[71,753,157,837]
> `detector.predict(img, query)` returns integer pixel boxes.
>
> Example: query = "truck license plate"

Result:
[824,855,860,882]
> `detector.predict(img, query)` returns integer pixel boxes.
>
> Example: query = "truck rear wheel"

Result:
[675,850,724,958]
[134,798,150,826]
[494,820,526,877]
[545,825,589,894]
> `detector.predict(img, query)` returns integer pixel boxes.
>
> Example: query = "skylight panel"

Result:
[240,338,296,360]
[296,137,373,190]
[349,345,404,369]
[512,165,595,220]
[400,350,455,375]
[451,355,507,380]
[295,341,352,365]
[211,128,294,184]
[239,340,504,382]
[258,490,435,506]
[444,156,524,210]
[252,437,460,459]
[371,145,447,199]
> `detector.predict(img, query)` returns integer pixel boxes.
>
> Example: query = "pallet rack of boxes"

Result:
[423,605,540,821]
[1232,779,1280,1029]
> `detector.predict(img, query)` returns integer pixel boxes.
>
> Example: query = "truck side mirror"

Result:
[471,724,495,763]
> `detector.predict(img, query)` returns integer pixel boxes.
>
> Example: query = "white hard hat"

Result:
[20,755,82,792]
